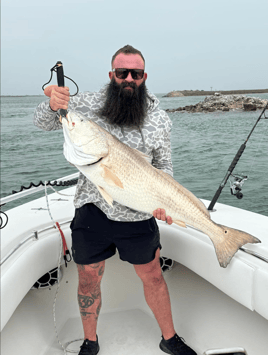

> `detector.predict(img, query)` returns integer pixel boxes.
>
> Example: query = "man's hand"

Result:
[44,85,70,112]
[153,209,173,225]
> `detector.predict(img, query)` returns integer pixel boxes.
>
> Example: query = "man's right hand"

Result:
[44,85,70,112]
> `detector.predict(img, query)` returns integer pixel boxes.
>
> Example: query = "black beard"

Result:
[99,78,148,128]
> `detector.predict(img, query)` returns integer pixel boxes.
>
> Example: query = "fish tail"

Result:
[210,224,261,268]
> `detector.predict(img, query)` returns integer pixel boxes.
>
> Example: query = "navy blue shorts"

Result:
[70,203,161,265]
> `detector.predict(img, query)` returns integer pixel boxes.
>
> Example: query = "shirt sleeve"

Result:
[33,99,63,131]
[152,111,173,177]
[33,92,98,131]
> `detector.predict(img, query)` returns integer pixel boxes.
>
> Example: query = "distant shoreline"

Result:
[164,89,268,97]
[2,89,268,98]
[1,95,45,97]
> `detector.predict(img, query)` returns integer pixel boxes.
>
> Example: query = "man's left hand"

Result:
[153,209,173,225]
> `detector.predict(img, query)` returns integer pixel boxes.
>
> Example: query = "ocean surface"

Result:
[1,93,268,216]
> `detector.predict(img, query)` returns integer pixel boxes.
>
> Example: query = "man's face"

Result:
[109,53,147,90]
[100,52,149,127]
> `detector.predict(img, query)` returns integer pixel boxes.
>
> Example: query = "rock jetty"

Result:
[164,89,268,97]
[166,93,268,113]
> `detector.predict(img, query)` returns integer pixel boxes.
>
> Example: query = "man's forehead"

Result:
[112,53,145,69]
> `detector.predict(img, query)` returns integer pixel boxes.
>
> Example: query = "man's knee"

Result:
[134,248,162,283]
[77,261,105,294]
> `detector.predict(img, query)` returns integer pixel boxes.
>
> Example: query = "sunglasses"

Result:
[112,68,144,80]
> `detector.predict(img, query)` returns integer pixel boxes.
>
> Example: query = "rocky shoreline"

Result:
[164,89,268,97]
[166,93,268,113]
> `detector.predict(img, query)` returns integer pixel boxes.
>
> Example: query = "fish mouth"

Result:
[62,112,76,131]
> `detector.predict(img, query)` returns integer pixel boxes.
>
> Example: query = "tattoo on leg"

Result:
[77,264,85,271]
[78,292,102,321]
[96,300,102,320]
[77,263,103,323]
[80,311,94,319]
[98,266,104,276]
[78,294,95,308]
[90,263,100,269]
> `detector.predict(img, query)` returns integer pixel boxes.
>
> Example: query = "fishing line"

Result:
[44,182,67,354]
[42,61,83,354]
[44,182,83,354]
[48,184,75,197]
[42,63,79,96]
[246,108,268,178]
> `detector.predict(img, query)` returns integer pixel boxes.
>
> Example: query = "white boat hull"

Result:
[1,185,268,354]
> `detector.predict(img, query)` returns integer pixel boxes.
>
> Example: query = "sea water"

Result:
[1,93,267,216]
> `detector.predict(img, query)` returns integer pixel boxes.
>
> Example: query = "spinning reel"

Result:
[229,173,248,199]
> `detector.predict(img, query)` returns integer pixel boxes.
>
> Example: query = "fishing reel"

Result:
[229,173,248,199]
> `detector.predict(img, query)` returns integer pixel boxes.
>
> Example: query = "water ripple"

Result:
[1,94,268,216]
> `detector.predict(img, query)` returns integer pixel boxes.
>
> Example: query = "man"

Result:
[34,45,197,355]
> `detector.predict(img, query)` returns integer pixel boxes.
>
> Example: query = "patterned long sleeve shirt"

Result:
[34,86,173,222]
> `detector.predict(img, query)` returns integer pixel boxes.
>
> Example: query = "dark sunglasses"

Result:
[112,68,144,80]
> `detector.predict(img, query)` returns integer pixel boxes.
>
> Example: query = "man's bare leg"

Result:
[134,248,176,340]
[77,261,105,341]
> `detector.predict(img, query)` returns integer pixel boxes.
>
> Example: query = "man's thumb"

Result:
[44,85,58,98]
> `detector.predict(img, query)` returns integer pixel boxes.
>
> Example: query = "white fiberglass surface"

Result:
[2,255,268,355]
[45,310,165,355]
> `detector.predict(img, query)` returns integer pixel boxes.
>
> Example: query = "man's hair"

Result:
[111,45,145,67]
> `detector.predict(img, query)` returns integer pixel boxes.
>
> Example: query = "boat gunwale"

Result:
[0,219,72,266]
[1,218,267,266]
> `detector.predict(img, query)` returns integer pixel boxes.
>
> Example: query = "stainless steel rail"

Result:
[1,219,267,266]
[0,220,72,266]
[240,247,268,263]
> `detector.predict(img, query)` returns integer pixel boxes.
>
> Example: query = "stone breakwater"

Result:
[164,89,268,97]
[166,93,268,113]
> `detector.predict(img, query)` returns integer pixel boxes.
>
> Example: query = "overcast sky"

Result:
[1,0,268,95]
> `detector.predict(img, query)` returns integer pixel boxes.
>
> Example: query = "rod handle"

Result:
[56,61,67,117]
[208,186,224,211]
[227,143,246,172]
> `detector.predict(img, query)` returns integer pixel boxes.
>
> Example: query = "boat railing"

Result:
[0,172,79,206]
[0,219,72,266]
[1,221,267,267]
[1,171,267,266]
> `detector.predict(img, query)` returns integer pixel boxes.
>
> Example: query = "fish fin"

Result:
[101,164,124,189]
[97,186,114,207]
[209,224,261,268]
[174,220,187,228]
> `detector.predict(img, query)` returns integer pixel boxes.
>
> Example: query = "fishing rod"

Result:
[208,102,268,211]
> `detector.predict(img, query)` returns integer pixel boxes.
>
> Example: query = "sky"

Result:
[1,0,268,95]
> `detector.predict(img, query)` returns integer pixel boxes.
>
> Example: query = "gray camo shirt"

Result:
[34,86,173,222]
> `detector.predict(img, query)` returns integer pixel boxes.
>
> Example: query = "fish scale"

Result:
[62,110,261,268]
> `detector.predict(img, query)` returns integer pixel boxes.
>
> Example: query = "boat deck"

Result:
[48,309,165,355]
[2,257,268,355]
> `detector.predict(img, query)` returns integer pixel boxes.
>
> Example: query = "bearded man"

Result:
[34,45,197,355]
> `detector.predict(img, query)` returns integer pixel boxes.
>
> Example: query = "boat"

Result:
[1,170,268,355]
